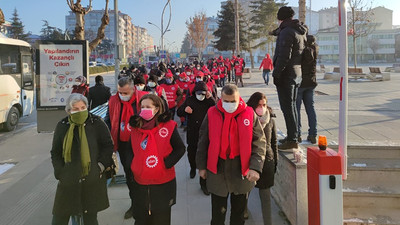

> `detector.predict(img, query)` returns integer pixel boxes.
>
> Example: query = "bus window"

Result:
[0,44,21,86]
[22,55,33,90]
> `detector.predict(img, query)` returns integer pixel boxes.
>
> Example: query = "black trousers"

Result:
[169,107,176,120]
[187,142,197,170]
[211,193,247,225]
[134,208,171,225]
[118,141,135,204]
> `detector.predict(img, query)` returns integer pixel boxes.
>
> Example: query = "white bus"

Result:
[0,34,34,131]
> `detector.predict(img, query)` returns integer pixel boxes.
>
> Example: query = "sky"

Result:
[1,0,400,51]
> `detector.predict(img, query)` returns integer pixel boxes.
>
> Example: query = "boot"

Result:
[278,140,298,151]
[200,177,210,196]
[124,205,133,219]
[190,168,196,179]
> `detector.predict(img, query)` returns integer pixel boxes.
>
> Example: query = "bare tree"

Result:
[0,9,5,26]
[186,12,209,60]
[348,0,376,68]
[67,0,110,52]
[367,38,380,63]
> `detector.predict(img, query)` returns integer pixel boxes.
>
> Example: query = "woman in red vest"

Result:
[234,61,244,87]
[129,94,185,225]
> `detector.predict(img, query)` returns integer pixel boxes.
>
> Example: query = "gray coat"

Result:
[196,110,267,197]
[51,114,114,216]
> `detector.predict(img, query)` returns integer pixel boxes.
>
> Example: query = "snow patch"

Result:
[0,163,15,175]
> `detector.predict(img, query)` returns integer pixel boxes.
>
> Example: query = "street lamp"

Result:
[147,0,171,51]
[148,21,170,51]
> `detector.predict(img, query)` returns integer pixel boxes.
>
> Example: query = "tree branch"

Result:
[89,0,110,52]
[0,8,5,26]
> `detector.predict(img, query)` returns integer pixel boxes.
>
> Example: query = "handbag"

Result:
[104,152,119,179]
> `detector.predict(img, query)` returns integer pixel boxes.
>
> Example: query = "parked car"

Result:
[89,61,97,67]
[96,62,106,67]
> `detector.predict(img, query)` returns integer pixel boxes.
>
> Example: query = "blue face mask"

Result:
[166,79,173,84]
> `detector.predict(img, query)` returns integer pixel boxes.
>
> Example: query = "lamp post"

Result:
[114,0,120,89]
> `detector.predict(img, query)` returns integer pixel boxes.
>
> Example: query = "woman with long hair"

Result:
[246,92,278,225]
[128,94,185,225]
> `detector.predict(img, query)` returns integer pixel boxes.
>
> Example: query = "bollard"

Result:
[307,146,343,225]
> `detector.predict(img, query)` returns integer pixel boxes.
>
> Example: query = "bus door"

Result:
[20,54,34,116]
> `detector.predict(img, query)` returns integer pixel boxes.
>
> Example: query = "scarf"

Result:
[258,109,271,129]
[63,110,91,177]
[216,97,247,159]
[120,94,136,142]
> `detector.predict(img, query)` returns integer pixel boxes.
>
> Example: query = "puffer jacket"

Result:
[272,19,307,86]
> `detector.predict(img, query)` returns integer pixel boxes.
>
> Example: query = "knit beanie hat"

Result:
[277,6,295,21]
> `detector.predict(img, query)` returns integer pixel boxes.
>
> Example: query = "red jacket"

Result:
[211,68,219,80]
[72,84,89,97]
[218,66,226,78]
[207,101,254,176]
[108,91,148,151]
[131,120,177,185]
[259,54,273,70]
[160,83,180,109]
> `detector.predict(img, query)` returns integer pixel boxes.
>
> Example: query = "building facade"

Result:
[65,9,154,61]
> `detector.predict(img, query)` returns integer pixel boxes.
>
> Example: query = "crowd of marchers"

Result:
[50,6,319,225]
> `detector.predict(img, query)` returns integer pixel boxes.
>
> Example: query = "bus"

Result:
[0,34,34,131]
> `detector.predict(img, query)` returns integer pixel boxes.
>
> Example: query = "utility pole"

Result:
[234,0,240,55]
[114,0,120,89]
[161,0,172,51]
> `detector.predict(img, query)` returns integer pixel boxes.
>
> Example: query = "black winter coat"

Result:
[176,95,216,147]
[256,108,278,189]
[51,114,114,216]
[300,40,318,88]
[88,84,111,110]
[272,19,307,86]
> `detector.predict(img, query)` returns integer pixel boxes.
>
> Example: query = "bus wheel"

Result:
[4,106,20,131]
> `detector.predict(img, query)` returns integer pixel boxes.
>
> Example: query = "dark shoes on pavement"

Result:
[201,184,210,196]
[307,135,317,144]
[279,137,302,144]
[124,206,133,219]
[278,140,299,150]
[190,168,196,179]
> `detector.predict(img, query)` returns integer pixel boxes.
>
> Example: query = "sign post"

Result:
[36,40,88,132]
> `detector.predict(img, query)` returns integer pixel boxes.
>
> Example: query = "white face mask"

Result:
[148,82,156,88]
[187,72,191,75]
[196,78,202,82]
[75,82,81,86]
[222,101,238,113]
[119,93,131,102]
[196,94,206,101]
[136,85,145,91]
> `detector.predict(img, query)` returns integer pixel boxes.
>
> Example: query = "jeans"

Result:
[220,77,226,86]
[262,70,270,85]
[211,193,247,225]
[276,84,299,142]
[296,87,317,137]
[52,213,98,225]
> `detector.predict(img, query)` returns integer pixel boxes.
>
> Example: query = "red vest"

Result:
[218,66,226,78]
[211,68,219,80]
[176,80,190,106]
[234,65,243,76]
[130,121,177,185]
[108,91,148,151]
[160,83,179,109]
[207,106,254,176]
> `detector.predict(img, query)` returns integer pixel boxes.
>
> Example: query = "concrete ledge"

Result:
[271,150,308,225]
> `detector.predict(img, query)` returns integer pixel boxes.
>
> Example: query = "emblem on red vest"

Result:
[244,119,250,126]
[171,87,176,91]
[146,155,158,168]
[159,127,169,138]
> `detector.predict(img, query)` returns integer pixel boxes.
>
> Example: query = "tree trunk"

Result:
[74,12,85,40]
[298,0,306,24]
[249,49,254,69]
[234,0,240,55]
[0,9,5,26]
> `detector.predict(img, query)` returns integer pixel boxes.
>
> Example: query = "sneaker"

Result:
[278,140,298,150]
[307,135,317,144]
[190,168,196,179]
[124,206,133,219]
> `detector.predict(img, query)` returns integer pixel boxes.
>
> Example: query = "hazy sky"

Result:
[1,0,399,51]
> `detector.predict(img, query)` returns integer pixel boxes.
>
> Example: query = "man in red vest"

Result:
[160,72,183,119]
[196,84,266,225]
[104,77,148,219]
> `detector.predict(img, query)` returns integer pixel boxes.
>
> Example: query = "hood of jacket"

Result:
[265,54,270,59]
[279,19,307,35]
